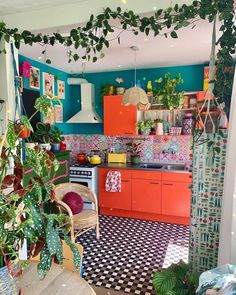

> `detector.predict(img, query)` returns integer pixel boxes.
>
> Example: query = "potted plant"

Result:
[100,83,116,99]
[154,72,185,110]
[115,77,125,95]
[33,122,53,150]
[14,117,32,138]
[126,142,142,164]
[137,119,155,135]
[50,126,65,152]
[0,95,80,293]
[153,261,200,295]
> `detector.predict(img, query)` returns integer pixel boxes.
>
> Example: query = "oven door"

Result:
[69,177,95,210]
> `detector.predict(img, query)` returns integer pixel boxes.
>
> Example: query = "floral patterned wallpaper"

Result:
[64,134,193,165]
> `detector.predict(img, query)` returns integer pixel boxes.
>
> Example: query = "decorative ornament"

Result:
[19,61,31,78]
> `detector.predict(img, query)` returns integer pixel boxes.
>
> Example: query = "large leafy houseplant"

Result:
[154,73,184,110]
[153,261,200,295]
[0,95,80,283]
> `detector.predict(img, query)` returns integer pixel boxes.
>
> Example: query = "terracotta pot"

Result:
[15,125,31,138]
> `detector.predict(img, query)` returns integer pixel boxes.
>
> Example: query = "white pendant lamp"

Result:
[122,46,149,106]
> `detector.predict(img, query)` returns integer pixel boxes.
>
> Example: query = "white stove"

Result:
[69,163,98,209]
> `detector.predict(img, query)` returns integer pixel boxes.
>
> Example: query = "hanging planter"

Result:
[14,124,31,138]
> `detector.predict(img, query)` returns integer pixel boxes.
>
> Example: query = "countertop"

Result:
[98,163,191,174]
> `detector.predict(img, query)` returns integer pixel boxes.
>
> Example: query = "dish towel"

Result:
[105,171,122,192]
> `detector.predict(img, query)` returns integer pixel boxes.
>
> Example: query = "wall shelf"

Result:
[138,107,196,112]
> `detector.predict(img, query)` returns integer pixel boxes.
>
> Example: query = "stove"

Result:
[69,163,98,210]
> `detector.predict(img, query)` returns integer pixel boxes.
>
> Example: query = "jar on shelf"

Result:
[182,113,195,135]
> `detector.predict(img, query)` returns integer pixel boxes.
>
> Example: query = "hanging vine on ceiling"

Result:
[0,0,235,114]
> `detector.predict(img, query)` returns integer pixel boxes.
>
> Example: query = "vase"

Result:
[51,143,60,153]
[131,155,141,165]
[0,266,19,294]
[156,123,164,135]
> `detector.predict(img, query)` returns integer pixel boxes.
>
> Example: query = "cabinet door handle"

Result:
[121,179,129,182]
[150,182,159,184]
[124,132,133,135]
[163,183,173,186]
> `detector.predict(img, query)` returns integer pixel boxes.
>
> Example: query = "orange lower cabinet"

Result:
[162,181,191,218]
[98,169,132,210]
[132,179,161,214]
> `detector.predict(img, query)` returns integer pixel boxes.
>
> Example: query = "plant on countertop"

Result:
[154,73,185,110]
[50,126,65,144]
[137,119,155,135]
[126,141,142,164]
[153,261,200,295]
[0,95,80,283]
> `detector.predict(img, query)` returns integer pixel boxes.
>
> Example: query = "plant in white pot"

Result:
[33,122,53,150]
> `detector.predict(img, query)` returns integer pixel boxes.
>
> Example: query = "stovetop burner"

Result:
[71,163,98,168]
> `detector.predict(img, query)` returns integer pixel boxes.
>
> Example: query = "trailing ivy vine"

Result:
[0,0,235,112]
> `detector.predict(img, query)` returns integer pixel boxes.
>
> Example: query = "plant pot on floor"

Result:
[51,143,61,152]
[131,155,141,164]
[25,142,38,149]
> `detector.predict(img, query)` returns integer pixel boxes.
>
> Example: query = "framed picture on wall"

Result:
[54,105,63,123]
[29,66,40,89]
[57,80,65,99]
[42,72,54,96]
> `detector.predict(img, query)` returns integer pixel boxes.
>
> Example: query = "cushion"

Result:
[63,191,83,215]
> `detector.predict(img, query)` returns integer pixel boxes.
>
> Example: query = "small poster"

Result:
[57,80,65,99]
[42,72,54,95]
[29,66,40,89]
[54,105,63,123]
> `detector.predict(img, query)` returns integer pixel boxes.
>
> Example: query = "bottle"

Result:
[175,114,182,127]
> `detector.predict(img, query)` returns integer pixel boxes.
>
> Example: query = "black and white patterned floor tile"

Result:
[77,215,189,295]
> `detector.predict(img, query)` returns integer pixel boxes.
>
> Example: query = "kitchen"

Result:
[0,1,234,294]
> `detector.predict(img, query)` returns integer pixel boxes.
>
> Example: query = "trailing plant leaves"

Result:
[6,122,17,148]
[170,31,178,38]
[19,115,33,131]
[64,234,80,270]
[37,246,52,280]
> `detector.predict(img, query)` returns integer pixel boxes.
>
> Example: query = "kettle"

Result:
[87,155,101,165]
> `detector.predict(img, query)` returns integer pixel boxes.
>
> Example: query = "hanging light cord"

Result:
[134,48,137,87]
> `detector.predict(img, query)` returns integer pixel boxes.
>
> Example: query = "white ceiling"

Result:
[0,0,231,73]
[19,19,217,73]
[0,0,88,16]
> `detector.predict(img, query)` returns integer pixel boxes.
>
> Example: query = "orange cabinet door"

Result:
[132,179,161,214]
[104,95,137,136]
[162,181,191,217]
[98,168,132,210]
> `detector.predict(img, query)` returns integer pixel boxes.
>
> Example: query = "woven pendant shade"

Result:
[122,86,149,106]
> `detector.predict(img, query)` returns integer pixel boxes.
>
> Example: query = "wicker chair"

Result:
[54,183,99,243]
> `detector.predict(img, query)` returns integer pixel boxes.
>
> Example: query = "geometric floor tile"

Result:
[77,215,189,295]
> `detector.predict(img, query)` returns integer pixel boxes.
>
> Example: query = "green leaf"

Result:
[46,59,51,64]
[93,56,98,63]
[170,31,178,38]
[37,246,52,280]
[4,34,10,43]
[20,115,33,131]
[6,122,17,148]
[46,225,61,256]
[64,234,80,270]
[153,270,177,293]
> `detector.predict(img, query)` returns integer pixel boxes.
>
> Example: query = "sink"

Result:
[162,164,185,171]
[139,164,163,169]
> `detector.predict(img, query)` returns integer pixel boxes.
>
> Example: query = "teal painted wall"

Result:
[19,55,205,135]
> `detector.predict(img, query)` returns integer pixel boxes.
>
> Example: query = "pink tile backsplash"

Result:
[64,134,193,165]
